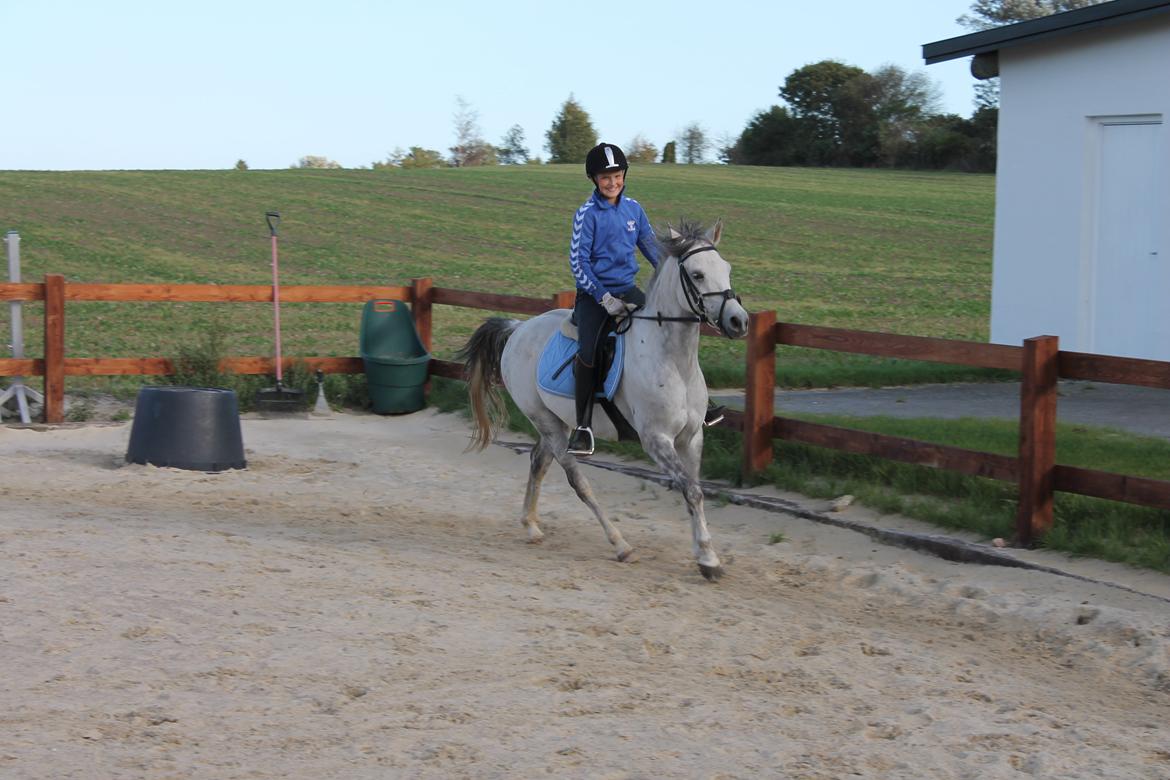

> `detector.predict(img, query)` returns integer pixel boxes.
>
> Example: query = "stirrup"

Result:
[703,405,726,427]
[567,426,595,456]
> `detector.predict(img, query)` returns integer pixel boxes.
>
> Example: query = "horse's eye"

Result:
[691,272,705,282]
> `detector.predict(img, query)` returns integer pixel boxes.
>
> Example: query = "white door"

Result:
[1089,119,1163,359]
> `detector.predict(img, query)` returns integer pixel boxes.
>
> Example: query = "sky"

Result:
[2,1,984,170]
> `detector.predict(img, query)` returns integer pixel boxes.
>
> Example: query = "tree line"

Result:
[725,61,996,172]
[269,0,1108,175]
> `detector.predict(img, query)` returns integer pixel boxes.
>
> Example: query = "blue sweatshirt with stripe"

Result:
[569,189,659,302]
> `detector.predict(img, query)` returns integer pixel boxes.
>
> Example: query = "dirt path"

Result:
[1,411,1168,779]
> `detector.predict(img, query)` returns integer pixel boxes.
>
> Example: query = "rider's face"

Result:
[594,170,624,203]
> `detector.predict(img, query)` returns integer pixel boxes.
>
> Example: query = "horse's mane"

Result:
[649,219,710,292]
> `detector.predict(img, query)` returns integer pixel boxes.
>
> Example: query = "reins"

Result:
[618,242,741,338]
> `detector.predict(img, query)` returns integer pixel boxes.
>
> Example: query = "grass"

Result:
[0,165,995,392]
[3,165,1166,571]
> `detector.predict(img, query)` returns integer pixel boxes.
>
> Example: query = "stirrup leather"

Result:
[567,426,595,456]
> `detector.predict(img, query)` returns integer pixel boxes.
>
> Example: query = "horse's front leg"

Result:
[643,430,722,580]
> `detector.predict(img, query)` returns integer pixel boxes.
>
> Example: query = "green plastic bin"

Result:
[360,299,431,414]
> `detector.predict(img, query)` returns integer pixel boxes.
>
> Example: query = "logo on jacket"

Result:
[626,219,636,232]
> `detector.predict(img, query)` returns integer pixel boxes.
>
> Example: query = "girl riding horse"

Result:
[567,142,722,456]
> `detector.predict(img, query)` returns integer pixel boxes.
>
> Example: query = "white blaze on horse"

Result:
[458,220,749,580]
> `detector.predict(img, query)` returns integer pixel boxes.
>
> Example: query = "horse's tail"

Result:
[455,317,519,452]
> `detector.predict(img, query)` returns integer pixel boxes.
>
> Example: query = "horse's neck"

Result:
[641,261,701,362]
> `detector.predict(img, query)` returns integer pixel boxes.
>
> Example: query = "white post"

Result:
[8,231,23,358]
[2,231,42,423]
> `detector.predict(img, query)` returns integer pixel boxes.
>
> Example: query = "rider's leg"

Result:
[568,292,608,456]
[568,355,597,455]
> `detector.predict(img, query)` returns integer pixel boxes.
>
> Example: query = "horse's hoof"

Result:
[617,548,639,564]
[698,563,724,582]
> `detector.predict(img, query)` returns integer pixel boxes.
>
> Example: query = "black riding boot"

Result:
[567,356,597,456]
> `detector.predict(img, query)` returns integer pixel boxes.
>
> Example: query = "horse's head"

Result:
[655,219,749,339]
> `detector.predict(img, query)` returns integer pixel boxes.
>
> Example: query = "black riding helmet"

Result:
[585,142,629,181]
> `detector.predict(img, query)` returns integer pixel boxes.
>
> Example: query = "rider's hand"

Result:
[600,292,627,318]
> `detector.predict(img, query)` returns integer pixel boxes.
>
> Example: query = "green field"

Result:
[0,165,996,387]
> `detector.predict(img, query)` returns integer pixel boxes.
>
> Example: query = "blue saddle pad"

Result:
[536,329,624,400]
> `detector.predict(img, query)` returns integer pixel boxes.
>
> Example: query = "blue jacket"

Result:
[569,189,659,302]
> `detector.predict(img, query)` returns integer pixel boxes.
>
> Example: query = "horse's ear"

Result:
[706,219,724,246]
[666,224,682,240]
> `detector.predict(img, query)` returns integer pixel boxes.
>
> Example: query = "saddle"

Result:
[536,315,639,443]
[536,320,624,400]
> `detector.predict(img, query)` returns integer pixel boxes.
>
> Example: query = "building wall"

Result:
[993,16,1170,358]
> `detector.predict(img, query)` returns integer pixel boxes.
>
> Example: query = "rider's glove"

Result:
[600,292,627,318]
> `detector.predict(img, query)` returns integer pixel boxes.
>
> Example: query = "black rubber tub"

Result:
[125,386,246,471]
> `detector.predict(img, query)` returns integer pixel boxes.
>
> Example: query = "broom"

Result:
[256,211,306,413]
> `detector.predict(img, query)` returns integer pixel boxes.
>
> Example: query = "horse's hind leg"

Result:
[520,438,555,543]
[546,429,635,563]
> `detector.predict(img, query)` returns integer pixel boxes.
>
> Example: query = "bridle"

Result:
[620,242,741,338]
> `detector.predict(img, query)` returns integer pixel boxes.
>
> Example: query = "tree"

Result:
[679,123,709,164]
[869,64,941,123]
[958,0,1107,31]
[450,96,496,167]
[773,60,943,167]
[780,60,879,165]
[294,155,341,169]
[725,106,811,166]
[958,1,1108,109]
[398,147,447,169]
[544,95,597,164]
[661,141,677,164]
[234,159,248,171]
[497,125,530,165]
[626,134,658,164]
[373,147,447,169]
[868,64,943,166]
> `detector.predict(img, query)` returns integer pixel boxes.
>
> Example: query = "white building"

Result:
[925,0,1170,360]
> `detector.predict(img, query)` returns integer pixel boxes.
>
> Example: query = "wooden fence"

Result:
[733,312,1170,545]
[0,274,575,423]
[3,274,1170,545]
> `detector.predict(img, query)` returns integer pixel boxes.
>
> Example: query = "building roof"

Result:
[923,0,1170,65]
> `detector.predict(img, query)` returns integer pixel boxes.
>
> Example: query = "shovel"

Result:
[256,211,305,413]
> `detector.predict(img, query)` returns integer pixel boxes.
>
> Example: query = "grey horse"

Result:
[458,220,749,580]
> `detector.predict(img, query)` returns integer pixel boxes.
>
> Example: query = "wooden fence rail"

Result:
[4,275,1170,545]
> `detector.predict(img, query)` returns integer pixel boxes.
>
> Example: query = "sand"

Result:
[1,409,1168,779]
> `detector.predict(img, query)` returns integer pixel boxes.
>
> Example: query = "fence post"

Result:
[552,290,575,310]
[411,277,433,353]
[743,310,777,477]
[1016,334,1059,546]
[43,273,66,423]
